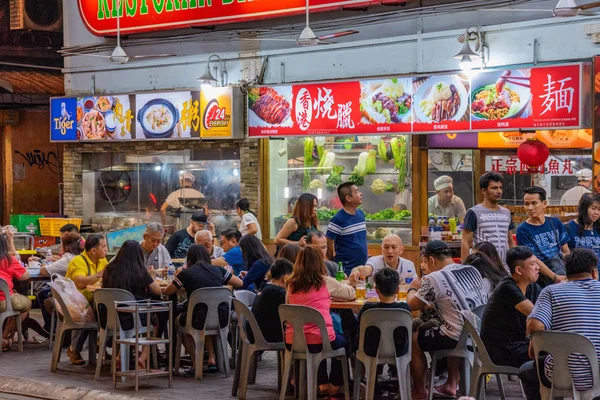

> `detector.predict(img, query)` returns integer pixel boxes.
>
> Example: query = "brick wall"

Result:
[62,139,259,218]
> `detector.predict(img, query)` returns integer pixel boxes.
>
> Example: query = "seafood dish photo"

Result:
[81,110,106,140]
[360,79,412,124]
[471,70,531,120]
[248,87,291,125]
[414,77,468,123]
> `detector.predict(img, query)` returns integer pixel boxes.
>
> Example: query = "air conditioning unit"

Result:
[9,0,62,32]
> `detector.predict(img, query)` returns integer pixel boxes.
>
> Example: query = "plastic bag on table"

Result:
[49,275,95,323]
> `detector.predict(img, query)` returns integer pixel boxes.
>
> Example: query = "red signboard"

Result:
[78,0,382,36]
[248,64,586,137]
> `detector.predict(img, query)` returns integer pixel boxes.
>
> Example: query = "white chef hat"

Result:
[576,168,593,181]
[434,175,453,191]
[180,171,195,182]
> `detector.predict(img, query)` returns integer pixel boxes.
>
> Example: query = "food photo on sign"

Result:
[359,78,412,126]
[247,86,293,129]
[78,95,134,140]
[412,73,470,132]
[135,91,201,139]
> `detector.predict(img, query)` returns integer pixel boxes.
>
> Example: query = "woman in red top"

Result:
[0,231,31,351]
[286,245,347,396]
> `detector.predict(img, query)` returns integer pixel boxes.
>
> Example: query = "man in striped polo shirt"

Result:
[326,182,368,276]
[461,172,516,263]
[519,248,600,400]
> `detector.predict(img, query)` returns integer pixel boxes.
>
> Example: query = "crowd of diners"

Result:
[0,173,600,399]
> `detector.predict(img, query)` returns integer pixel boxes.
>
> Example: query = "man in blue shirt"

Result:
[326,182,368,276]
[516,186,570,286]
[212,228,245,275]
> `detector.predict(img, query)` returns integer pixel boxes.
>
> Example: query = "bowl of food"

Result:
[137,99,179,138]
[81,110,106,140]
[82,97,96,112]
[471,70,531,121]
[104,110,117,135]
[96,96,114,113]
[414,76,468,123]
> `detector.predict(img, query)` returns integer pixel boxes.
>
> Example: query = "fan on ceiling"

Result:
[97,171,132,204]
[241,0,359,46]
[489,0,600,17]
[59,0,175,63]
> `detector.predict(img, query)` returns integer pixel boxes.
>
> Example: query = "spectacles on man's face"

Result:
[145,236,163,244]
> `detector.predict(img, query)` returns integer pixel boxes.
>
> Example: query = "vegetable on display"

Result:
[326,165,344,189]
[391,136,408,192]
[365,150,377,174]
[349,171,364,186]
[315,207,411,222]
[378,139,389,163]
[309,179,323,189]
[370,178,386,195]
[303,138,314,191]
[355,152,369,177]
[317,151,336,174]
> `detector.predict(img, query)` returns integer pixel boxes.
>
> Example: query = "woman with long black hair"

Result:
[101,240,161,368]
[464,252,507,293]
[238,235,275,291]
[472,241,509,275]
[565,192,600,269]
[235,198,262,240]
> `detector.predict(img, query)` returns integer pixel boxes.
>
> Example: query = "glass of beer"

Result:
[356,280,366,302]
[397,283,408,302]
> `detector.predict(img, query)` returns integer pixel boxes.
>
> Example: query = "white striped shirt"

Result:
[529,279,600,390]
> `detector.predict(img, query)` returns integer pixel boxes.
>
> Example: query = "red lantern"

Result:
[517,139,550,167]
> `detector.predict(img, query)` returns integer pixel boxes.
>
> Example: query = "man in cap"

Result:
[428,175,467,223]
[560,168,592,206]
[165,211,213,260]
[161,171,206,225]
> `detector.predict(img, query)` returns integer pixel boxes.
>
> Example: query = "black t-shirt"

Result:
[357,301,411,358]
[174,262,232,329]
[249,283,287,343]
[481,277,541,353]
[165,229,194,259]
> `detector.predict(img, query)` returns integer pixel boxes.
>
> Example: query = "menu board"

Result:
[248,63,587,137]
[428,129,592,149]
[50,88,237,142]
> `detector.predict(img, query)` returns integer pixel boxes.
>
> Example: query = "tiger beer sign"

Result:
[78,0,381,36]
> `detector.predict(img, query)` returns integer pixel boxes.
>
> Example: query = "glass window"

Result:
[427,150,475,219]
[82,149,241,235]
[268,135,413,244]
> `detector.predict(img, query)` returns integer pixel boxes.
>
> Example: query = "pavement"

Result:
[0,310,526,400]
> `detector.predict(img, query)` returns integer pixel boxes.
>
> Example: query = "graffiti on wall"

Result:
[14,149,59,174]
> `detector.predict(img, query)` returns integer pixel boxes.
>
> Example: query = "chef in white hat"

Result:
[161,171,206,225]
[428,175,467,223]
[560,168,593,206]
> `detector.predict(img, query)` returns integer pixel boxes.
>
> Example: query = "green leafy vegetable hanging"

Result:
[355,152,369,177]
[365,150,377,174]
[349,171,365,186]
[326,165,344,190]
[303,138,315,191]
[378,139,389,163]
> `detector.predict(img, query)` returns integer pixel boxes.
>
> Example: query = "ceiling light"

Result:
[197,54,223,88]
[453,27,487,70]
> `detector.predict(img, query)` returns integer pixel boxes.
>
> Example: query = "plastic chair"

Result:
[427,316,474,400]
[461,310,520,400]
[174,287,232,380]
[532,330,600,400]
[93,289,157,381]
[49,287,99,372]
[352,308,413,400]
[278,304,351,400]
[472,304,486,324]
[0,278,23,355]
[230,290,257,369]
[231,298,284,399]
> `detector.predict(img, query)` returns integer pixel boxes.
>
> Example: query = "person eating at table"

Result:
[140,222,172,272]
[100,240,162,369]
[277,243,301,265]
[349,234,415,283]
[165,211,212,261]
[238,235,275,291]
[164,245,242,374]
[306,231,337,278]
[212,228,245,275]
[285,245,349,397]
[195,230,224,260]
[65,234,108,366]
[408,240,489,400]
[0,231,31,352]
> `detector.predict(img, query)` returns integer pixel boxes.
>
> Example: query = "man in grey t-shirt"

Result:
[462,172,516,263]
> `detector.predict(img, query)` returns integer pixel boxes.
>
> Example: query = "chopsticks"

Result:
[500,75,530,89]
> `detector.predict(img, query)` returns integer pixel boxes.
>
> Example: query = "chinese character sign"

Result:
[135,91,201,139]
[531,65,581,128]
[77,95,134,141]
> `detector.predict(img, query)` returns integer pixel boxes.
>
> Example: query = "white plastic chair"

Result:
[174,287,232,380]
[532,330,600,400]
[278,304,351,400]
[353,308,413,400]
[461,310,521,400]
[230,290,256,369]
[49,287,98,372]
[0,278,23,355]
